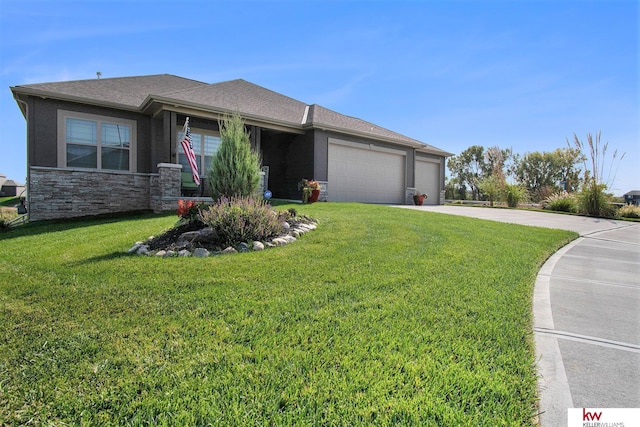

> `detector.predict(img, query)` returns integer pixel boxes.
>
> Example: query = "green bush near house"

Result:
[208,113,262,199]
[198,196,286,248]
[0,203,575,426]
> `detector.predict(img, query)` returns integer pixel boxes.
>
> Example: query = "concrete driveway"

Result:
[396,205,640,425]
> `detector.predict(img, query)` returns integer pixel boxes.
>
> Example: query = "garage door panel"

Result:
[329,143,405,203]
[415,160,439,205]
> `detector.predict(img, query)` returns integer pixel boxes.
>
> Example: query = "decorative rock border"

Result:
[127,221,317,258]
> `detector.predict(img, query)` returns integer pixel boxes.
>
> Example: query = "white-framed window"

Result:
[177,129,221,176]
[57,110,137,172]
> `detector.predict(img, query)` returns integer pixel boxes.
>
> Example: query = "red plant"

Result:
[177,199,199,222]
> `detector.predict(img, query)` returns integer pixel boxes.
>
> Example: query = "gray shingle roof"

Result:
[306,104,424,146]
[11,74,451,155]
[156,79,308,126]
[13,74,207,109]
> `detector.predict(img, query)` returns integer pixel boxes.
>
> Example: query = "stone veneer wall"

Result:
[28,164,183,221]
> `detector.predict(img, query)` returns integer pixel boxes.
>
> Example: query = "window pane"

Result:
[67,144,97,168]
[102,147,129,170]
[102,123,130,148]
[178,153,191,173]
[191,133,202,155]
[204,155,213,173]
[67,118,96,145]
[204,135,220,156]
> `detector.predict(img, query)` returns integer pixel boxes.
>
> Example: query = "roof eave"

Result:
[417,146,454,157]
[144,95,306,134]
[307,122,446,153]
[10,86,140,112]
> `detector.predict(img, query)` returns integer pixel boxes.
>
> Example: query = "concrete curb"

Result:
[533,239,579,425]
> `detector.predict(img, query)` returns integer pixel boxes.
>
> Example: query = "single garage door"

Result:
[328,139,405,203]
[415,158,440,205]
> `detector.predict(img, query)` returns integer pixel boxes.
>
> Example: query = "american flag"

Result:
[180,117,200,186]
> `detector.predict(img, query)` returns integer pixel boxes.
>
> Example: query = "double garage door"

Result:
[328,139,406,203]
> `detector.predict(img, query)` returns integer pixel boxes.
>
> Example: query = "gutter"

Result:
[13,96,31,221]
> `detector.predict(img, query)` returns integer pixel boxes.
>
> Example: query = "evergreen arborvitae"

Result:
[208,113,261,199]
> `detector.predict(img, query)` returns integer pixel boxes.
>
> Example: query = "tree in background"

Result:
[447,145,516,202]
[446,145,486,200]
[445,176,465,200]
[208,113,262,200]
[515,148,583,202]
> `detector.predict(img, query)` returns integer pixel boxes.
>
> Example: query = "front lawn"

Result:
[0,203,576,426]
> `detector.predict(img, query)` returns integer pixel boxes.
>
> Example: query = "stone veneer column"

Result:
[151,163,182,212]
[152,163,182,212]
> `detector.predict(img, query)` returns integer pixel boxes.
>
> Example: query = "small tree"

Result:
[477,175,501,207]
[208,113,261,199]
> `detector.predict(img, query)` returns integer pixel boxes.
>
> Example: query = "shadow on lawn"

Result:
[0,211,172,241]
[67,251,134,267]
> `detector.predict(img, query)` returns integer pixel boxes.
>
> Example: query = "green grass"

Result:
[0,203,576,426]
[0,197,20,207]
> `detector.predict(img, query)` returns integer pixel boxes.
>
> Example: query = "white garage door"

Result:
[328,140,405,203]
[415,158,440,205]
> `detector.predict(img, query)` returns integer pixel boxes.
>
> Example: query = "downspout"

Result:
[14,97,30,220]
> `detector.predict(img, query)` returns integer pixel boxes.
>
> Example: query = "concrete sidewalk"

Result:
[396,205,640,425]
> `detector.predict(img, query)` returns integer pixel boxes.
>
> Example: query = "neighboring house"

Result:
[623,190,640,206]
[0,177,25,198]
[11,74,452,221]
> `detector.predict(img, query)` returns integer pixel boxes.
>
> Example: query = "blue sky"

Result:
[1,0,637,195]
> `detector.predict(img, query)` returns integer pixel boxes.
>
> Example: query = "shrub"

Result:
[504,184,526,208]
[542,192,576,213]
[199,196,285,248]
[208,113,261,199]
[577,181,615,217]
[618,204,640,219]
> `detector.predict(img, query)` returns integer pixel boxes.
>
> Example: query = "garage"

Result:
[415,157,440,205]
[328,139,406,203]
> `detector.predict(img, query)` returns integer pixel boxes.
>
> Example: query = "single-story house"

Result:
[0,176,25,198]
[623,190,640,206]
[11,74,452,221]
